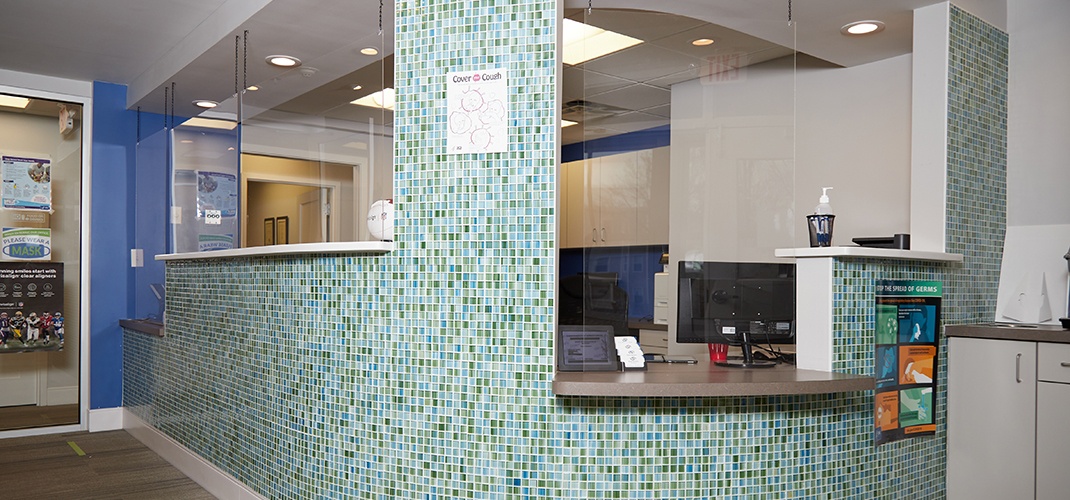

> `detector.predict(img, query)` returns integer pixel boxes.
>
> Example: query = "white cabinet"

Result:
[559,147,669,248]
[947,337,1036,500]
[1036,343,1070,500]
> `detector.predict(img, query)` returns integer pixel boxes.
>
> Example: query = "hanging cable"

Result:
[136,106,141,143]
[170,82,176,129]
[378,0,384,36]
[235,35,240,95]
[787,0,793,26]
[588,0,592,15]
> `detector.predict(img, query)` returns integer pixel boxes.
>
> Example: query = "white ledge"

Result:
[774,246,963,262]
[156,241,393,261]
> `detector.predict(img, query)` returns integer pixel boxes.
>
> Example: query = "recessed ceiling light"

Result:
[192,100,218,109]
[245,85,259,91]
[360,47,379,56]
[691,38,715,47]
[180,139,194,144]
[350,88,395,110]
[561,119,579,128]
[265,55,301,67]
[0,95,30,109]
[841,20,885,36]
[351,85,363,91]
[562,18,643,65]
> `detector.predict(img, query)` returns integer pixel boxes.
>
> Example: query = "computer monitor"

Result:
[676,261,795,367]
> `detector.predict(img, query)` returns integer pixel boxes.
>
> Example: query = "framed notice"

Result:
[874,280,941,446]
[264,218,275,246]
[276,216,289,244]
[2,155,52,211]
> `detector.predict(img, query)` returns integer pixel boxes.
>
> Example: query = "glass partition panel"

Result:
[0,93,83,430]
[134,124,169,319]
[561,5,797,359]
[238,19,393,246]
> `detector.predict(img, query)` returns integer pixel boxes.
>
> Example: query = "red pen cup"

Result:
[707,343,728,362]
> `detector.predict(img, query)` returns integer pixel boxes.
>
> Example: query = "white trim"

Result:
[124,409,266,500]
[910,3,951,253]
[156,240,392,261]
[88,407,124,431]
[0,423,82,440]
[795,258,834,372]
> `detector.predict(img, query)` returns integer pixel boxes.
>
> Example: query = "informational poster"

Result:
[874,280,941,446]
[0,262,64,352]
[447,68,508,154]
[1,227,51,261]
[198,233,233,252]
[196,171,237,219]
[2,155,52,211]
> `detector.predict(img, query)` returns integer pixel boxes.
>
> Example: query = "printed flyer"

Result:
[0,262,65,352]
[874,280,941,446]
[446,67,509,154]
[1,227,51,261]
[2,155,52,211]
[196,171,237,219]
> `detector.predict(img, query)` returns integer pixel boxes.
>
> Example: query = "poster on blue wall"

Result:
[874,279,941,446]
[0,262,64,353]
[1,155,52,211]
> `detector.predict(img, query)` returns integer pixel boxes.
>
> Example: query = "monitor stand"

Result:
[714,331,776,368]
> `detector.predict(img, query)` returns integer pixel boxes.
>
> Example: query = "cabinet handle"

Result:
[1061,362,1070,367]
[591,228,597,243]
[1016,353,1022,383]
[600,228,606,242]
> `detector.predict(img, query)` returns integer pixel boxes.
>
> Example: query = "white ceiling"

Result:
[0,0,941,142]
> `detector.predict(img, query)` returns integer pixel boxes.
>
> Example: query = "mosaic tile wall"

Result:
[122,2,1008,499]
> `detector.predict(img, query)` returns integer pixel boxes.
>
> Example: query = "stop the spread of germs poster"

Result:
[874,280,941,446]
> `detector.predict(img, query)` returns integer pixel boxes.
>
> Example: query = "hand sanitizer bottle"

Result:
[815,187,833,215]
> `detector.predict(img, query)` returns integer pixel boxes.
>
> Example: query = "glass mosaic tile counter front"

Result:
[553,361,873,396]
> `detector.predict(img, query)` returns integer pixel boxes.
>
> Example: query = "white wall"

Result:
[998,0,1070,321]
[669,53,912,263]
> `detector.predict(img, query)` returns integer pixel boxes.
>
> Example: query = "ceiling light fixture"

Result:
[193,100,218,109]
[184,117,238,130]
[561,119,579,128]
[691,38,715,47]
[246,85,259,91]
[352,85,363,91]
[360,47,379,56]
[841,20,885,36]
[562,18,643,65]
[0,95,30,109]
[350,88,395,110]
[265,55,302,68]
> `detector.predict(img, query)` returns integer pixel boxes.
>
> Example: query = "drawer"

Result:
[653,304,669,325]
[1038,343,1070,383]
[639,329,668,346]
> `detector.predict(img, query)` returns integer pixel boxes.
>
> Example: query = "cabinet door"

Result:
[947,337,1036,500]
[560,160,588,248]
[593,152,638,246]
[1037,381,1070,499]
[634,146,670,246]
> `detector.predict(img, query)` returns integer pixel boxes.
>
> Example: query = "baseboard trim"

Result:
[87,407,123,431]
[46,385,78,405]
[123,409,265,500]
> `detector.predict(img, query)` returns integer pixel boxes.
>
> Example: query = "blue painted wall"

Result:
[560,124,669,162]
[89,81,135,409]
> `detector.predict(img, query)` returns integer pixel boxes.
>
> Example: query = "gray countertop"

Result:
[553,360,873,397]
[946,323,1070,344]
[120,318,165,337]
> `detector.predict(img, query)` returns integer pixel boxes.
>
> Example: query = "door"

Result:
[0,354,40,406]
[298,187,330,243]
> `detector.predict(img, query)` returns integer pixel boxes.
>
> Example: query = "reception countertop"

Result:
[552,360,873,397]
[946,323,1070,344]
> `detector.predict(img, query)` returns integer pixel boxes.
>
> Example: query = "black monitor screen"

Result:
[676,261,795,344]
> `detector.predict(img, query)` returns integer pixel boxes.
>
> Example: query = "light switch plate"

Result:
[131,248,144,268]
[171,206,182,224]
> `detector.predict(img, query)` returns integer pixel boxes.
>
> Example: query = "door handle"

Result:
[1016,353,1022,383]
[1060,362,1070,367]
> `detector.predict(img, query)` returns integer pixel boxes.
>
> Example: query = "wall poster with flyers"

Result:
[874,280,941,446]
[0,262,64,352]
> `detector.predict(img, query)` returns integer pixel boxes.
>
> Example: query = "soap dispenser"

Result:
[806,187,835,247]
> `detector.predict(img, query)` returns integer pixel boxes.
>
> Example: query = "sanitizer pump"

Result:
[815,187,833,215]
